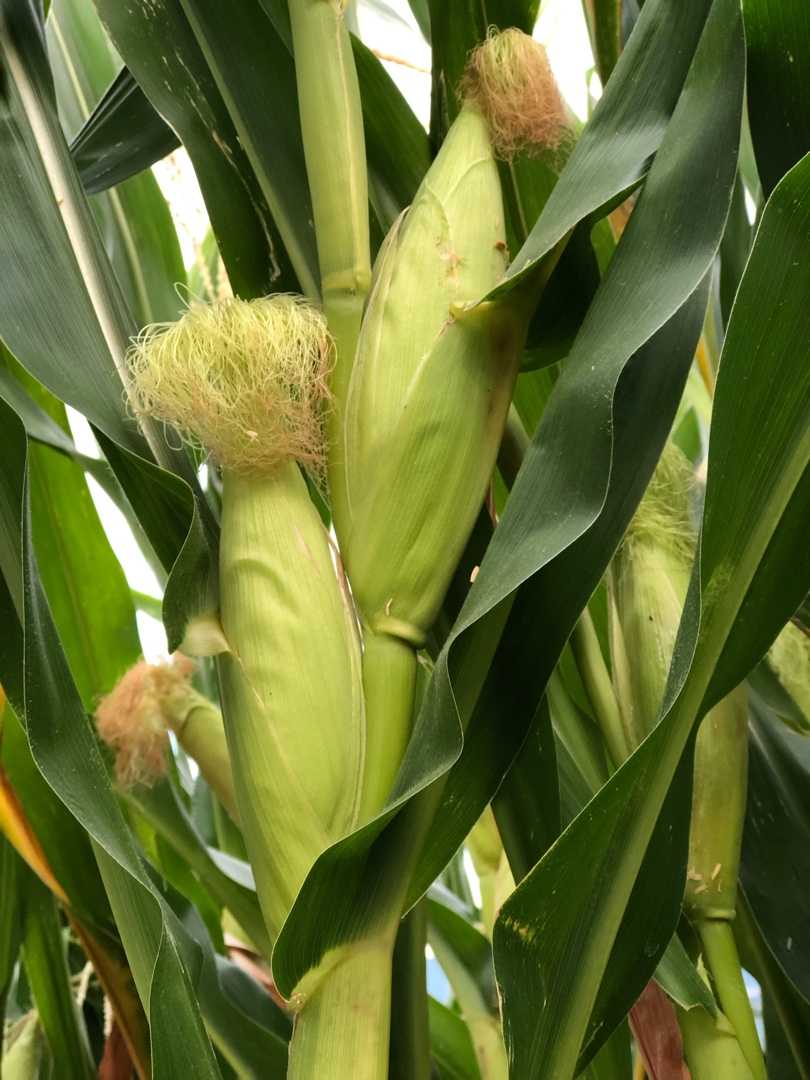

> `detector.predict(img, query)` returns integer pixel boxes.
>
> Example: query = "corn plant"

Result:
[0,0,808,1076]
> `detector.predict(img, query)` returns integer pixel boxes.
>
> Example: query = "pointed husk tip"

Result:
[127,294,333,476]
[461,27,568,160]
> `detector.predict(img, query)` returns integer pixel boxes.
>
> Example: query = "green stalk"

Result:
[428,928,508,1080]
[166,693,238,824]
[358,629,417,820]
[697,921,765,1080]
[684,687,764,1078]
[287,0,371,533]
[677,1004,755,1080]
[390,901,431,1080]
[287,935,396,1080]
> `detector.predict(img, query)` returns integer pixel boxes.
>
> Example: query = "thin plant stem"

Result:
[570,609,632,766]
[389,900,431,1080]
[698,919,766,1080]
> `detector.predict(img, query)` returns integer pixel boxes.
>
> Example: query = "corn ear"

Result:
[341,103,520,644]
[166,691,238,825]
[608,443,696,746]
[218,462,364,941]
[766,619,810,731]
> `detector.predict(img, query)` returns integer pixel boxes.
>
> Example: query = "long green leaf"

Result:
[176,0,319,299]
[0,0,215,638]
[743,0,810,195]
[92,0,292,299]
[20,870,95,1080]
[70,66,180,194]
[0,398,221,1079]
[496,137,810,1078]
[46,0,186,326]
[741,699,810,1003]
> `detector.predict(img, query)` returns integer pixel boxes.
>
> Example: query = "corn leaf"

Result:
[0,3,215,679]
[70,65,180,194]
[741,699,810,1004]
[21,372,141,707]
[19,870,95,1080]
[175,0,319,299]
[92,0,293,299]
[46,0,186,327]
[0,835,22,1015]
[744,0,810,195]
[428,997,481,1080]
[495,135,810,1077]
[0,397,221,1078]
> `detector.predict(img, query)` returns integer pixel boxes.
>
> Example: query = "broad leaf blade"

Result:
[496,136,810,1079]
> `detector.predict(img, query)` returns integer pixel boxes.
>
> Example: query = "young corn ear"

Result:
[128,296,364,943]
[337,31,562,815]
[96,656,238,824]
[766,620,810,731]
[608,443,696,745]
[609,442,763,1076]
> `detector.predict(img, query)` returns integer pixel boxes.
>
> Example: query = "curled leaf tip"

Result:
[127,294,333,476]
[461,28,568,160]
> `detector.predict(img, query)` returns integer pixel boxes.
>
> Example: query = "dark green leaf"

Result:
[92,0,290,298]
[428,997,481,1080]
[0,398,221,1078]
[20,870,95,1080]
[70,66,180,194]
[176,0,318,298]
[742,700,810,1003]
[744,0,810,195]
[498,107,810,1080]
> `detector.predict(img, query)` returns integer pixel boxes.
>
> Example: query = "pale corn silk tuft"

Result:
[96,655,195,788]
[461,27,568,160]
[621,442,698,567]
[127,295,333,477]
[769,621,810,721]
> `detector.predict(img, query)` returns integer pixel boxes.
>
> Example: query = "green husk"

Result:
[341,103,517,642]
[338,102,530,815]
[96,658,239,824]
[167,692,238,824]
[608,442,764,1078]
[1,1013,44,1079]
[128,295,364,947]
[767,620,810,728]
[608,443,696,746]
[685,686,749,921]
[218,463,363,941]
